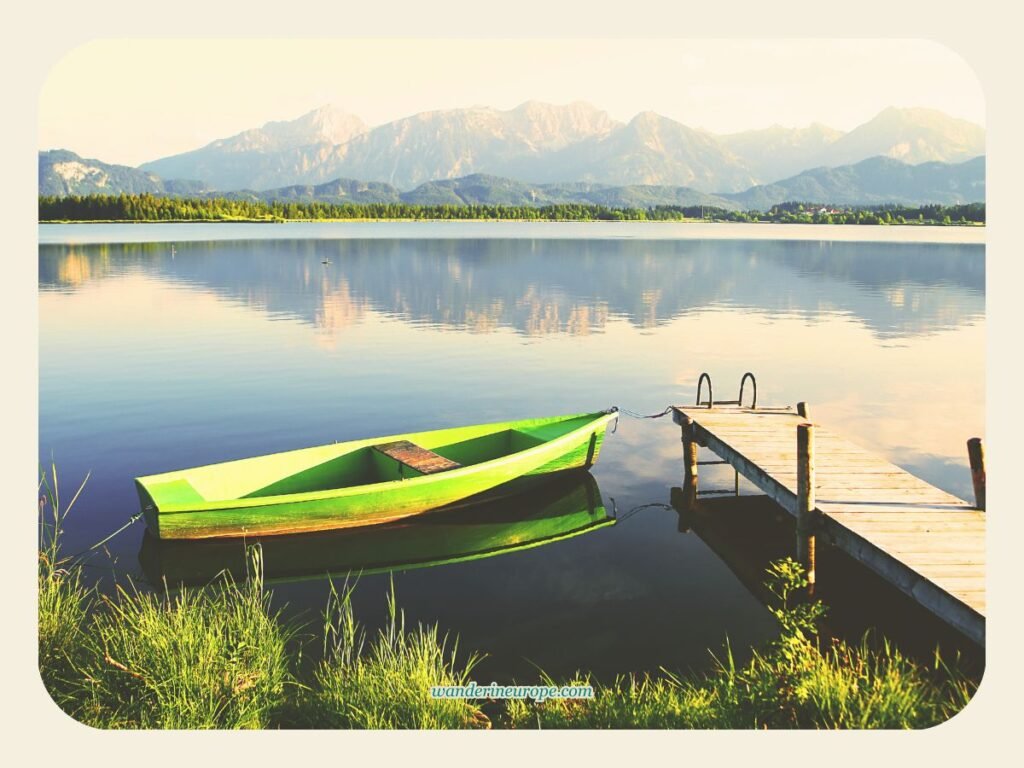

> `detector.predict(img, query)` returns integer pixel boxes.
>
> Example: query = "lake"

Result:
[38,223,985,680]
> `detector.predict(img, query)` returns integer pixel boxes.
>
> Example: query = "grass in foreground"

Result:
[505,561,974,729]
[305,580,488,728]
[38,473,977,729]
[40,466,293,729]
[38,466,92,713]
[74,547,293,729]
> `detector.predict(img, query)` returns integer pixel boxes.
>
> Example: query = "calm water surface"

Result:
[39,224,985,680]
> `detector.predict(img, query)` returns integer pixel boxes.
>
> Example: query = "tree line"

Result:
[38,194,985,226]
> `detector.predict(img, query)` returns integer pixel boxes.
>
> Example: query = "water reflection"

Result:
[39,238,984,340]
[670,489,984,664]
[140,472,611,588]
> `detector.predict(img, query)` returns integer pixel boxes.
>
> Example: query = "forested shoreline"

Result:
[39,194,985,226]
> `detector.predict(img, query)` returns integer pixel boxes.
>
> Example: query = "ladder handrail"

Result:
[696,373,713,408]
[738,372,757,409]
[696,372,757,409]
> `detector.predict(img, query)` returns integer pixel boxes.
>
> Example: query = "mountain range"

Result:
[39,101,985,207]
[136,102,983,193]
[207,155,982,210]
[40,150,985,211]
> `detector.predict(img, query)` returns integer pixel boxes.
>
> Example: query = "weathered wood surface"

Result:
[795,422,816,586]
[373,440,461,475]
[672,405,985,645]
[968,437,986,510]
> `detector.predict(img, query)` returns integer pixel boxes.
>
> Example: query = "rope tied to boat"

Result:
[614,405,673,420]
[65,510,146,563]
[606,405,673,434]
[88,511,145,551]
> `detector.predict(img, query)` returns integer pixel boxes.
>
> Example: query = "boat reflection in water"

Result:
[140,472,612,588]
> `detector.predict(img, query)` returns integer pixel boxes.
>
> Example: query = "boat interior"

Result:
[140,413,603,506]
[244,427,551,498]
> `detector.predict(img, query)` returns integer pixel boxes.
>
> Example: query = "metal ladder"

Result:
[693,372,757,497]
[695,371,757,409]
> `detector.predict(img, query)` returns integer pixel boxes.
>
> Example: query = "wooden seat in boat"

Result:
[372,440,462,475]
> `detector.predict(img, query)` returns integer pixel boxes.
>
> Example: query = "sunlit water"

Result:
[39,224,985,680]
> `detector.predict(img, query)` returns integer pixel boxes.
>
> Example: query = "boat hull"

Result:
[136,411,616,539]
[140,472,611,586]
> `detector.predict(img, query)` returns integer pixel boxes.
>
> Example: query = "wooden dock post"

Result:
[967,437,986,511]
[681,414,699,489]
[797,401,810,419]
[796,422,817,590]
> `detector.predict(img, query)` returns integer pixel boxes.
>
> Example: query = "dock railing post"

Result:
[967,437,986,511]
[796,422,817,591]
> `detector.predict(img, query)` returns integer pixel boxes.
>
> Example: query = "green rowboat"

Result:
[135,410,618,539]
[139,472,612,586]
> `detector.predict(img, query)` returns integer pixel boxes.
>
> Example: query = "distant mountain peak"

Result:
[286,103,362,127]
[138,105,369,190]
[829,106,984,166]
[247,104,367,149]
[630,110,664,125]
[39,148,207,196]
[279,103,346,125]
[805,121,842,136]
[185,105,367,158]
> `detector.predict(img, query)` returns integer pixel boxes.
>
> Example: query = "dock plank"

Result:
[673,405,985,645]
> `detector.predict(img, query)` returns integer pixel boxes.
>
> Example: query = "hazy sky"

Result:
[39,38,985,167]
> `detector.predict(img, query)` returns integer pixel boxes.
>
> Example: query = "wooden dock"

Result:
[672,404,985,645]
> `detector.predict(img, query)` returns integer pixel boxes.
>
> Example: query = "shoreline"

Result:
[38,219,986,246]
[39,217,984,227]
